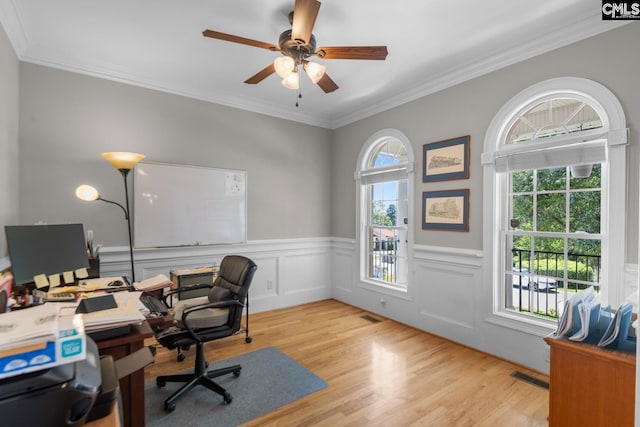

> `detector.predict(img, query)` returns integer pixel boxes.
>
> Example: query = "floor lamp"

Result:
[75,152,145,282]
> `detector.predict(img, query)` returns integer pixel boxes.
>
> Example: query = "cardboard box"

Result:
[0,315,86,379]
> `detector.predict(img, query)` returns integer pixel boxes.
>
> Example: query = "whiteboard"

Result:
[133,162,247,248]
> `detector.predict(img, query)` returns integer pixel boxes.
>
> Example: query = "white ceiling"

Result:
[0,0,625,129]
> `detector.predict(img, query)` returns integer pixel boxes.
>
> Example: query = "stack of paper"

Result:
[567,295,611,343]
[171,266,215,276]
[133,274,172,292]
[79,291,146,333]
[556,287,594,337]
[598,303,634,351]
[0,304,60,355]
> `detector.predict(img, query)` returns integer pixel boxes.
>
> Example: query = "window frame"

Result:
[356,129,415,294]
[482,77,628,336]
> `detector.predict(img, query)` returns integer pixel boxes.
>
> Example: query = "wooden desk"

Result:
[544,335,636,427]
[96,322,153,427]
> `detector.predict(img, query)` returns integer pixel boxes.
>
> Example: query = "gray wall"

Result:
[18,64,332,246]
[0,23,19,258]
[332,23,640,263]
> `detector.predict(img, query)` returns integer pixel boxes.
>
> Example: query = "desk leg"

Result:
[98,341,147,427]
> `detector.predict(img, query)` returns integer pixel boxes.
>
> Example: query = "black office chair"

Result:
[154,255,257,412]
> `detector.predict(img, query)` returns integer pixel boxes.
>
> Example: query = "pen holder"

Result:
[88,257,100,279]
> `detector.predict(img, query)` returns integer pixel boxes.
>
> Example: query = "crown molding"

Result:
[329,19,630,129]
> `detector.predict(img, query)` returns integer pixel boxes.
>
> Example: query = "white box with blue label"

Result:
[0,310,86,379]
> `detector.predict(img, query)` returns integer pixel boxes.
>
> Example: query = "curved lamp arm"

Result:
[97,197,129,220]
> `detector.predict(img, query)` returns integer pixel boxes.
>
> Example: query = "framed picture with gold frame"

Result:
[422,189,469,232]
[423,135,470,182]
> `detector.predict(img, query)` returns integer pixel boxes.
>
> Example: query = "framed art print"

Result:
[422,189,469,232]
[423,135,470,182]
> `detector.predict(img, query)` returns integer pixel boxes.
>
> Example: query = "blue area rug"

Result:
[145,346,328,427]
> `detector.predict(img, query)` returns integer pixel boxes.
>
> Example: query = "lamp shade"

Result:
[304,61,326,84]
[101,152,145,170]
[76,184,100,201]
[274,56,296,78]
[282,71,299,90]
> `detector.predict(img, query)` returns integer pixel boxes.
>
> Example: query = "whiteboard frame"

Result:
[132,161,247,248]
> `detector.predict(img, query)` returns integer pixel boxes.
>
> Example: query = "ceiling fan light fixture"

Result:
[282,70,299,90]
[274,56,296,78]
[304,61,326,84]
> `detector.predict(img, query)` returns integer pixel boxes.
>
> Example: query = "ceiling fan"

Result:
[202,0,388,93]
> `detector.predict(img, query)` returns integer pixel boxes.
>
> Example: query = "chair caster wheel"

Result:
[233,369,241,377]
[245,336,252,343]
[223,393,233,404]
[164,402,176,412]
[157,379,166,388]
[177,353,185,362]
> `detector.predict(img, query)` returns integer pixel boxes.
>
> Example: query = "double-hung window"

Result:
[356,130,414,291]
[482,78,627,333]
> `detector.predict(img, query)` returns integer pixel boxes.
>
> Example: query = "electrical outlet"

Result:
[266,280,273,290]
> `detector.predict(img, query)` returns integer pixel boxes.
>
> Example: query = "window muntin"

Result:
[370,139,408,167]
[506,98,603,144]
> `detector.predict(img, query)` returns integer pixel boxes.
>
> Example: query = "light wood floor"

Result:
[144,299,549,426]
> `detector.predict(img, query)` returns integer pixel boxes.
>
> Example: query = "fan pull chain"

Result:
[295,90,302,107]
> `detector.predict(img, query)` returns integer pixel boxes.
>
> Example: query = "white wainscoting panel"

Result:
[332,238,357,295]
[412,245,483,342]
[280,250,332,306]
[414,261,476,330]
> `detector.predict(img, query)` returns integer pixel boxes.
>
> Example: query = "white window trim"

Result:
[355,129,415,296]
[482,77,628,336]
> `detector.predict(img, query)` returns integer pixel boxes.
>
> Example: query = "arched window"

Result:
[482,77,627,332]
[356,129,414,290]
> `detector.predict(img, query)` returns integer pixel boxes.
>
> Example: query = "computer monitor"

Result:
[5,224,90,286]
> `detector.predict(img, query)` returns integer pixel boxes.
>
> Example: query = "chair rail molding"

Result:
[99,237,333,314]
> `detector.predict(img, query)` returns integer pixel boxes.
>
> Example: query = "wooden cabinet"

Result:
[544,335,636,427]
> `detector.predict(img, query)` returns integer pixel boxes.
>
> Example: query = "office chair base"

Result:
[156,342,242,411]
[157,366,241,411]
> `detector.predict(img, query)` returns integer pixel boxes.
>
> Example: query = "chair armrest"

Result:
[180,300,244,341]
[162,283,214,307]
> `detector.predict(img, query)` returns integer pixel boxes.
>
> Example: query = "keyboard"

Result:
[140,294,169,315]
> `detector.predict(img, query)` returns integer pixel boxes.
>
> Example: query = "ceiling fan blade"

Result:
[316,73,338,93]
[244,64,276,84]
[291,0,320,45]
[202,30,279,51]
[316,46,388,60]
